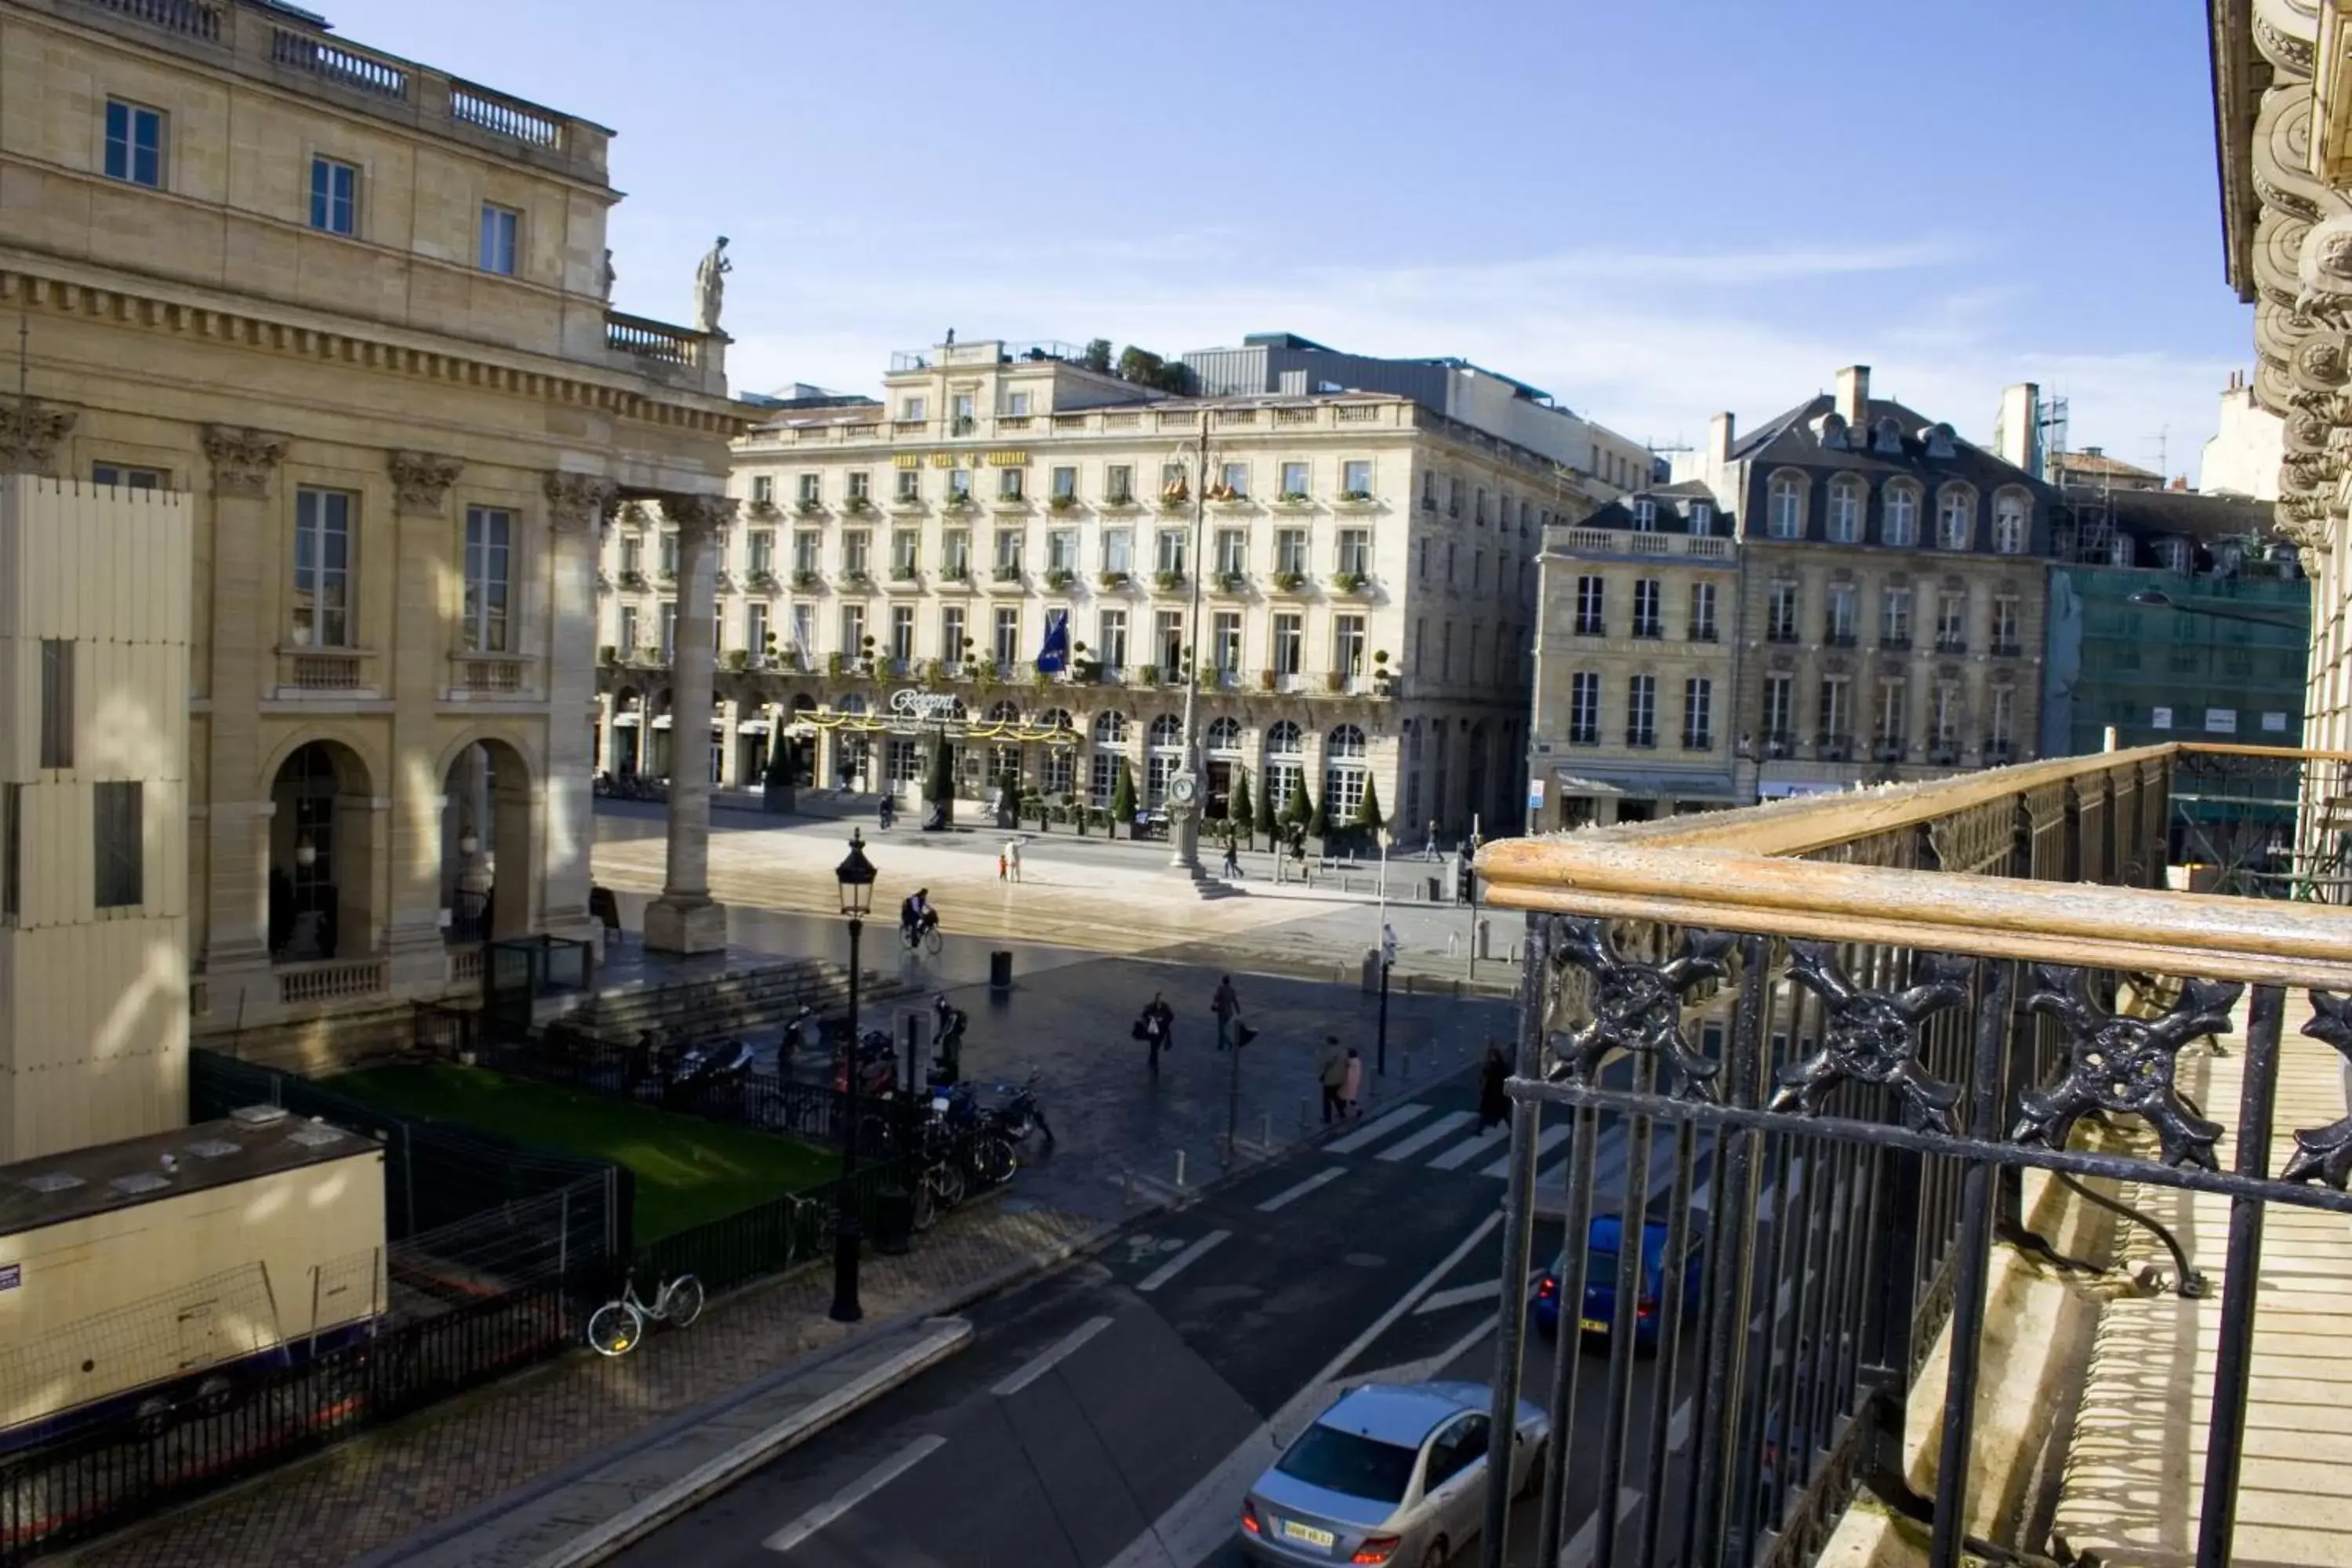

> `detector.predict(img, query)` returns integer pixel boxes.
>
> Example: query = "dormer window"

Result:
[1936,486,1975,550]
[1923,423,1958,459]
[1991,492,2028,554]
[1883,483,1919,546]
[1871,416,1904,456]
[1819,412,1849,450]
[1827,476,1864,543]
[1768,474,1804,539]
[1632,498,1657,532]
[1689,501,1713,535]
[2110,535,2135,568]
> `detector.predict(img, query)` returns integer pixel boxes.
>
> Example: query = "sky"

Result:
[325,0,2249,482]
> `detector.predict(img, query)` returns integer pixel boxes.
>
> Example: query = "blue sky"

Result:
[328,0,2246,481]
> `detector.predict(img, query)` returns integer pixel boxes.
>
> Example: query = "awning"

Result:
[651,715,671,730]
[735,720,771,735]
[612,713,641,728]
[1552,767,1741,800]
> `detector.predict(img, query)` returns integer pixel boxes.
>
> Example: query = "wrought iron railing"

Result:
[1471,744,2352,1568]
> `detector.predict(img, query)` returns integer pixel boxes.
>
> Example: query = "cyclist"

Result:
[931,993,969,1083]
[901,887,938,947]
[878,794,896,831]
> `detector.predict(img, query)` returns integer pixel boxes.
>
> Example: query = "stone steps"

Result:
[558,957,902,1046]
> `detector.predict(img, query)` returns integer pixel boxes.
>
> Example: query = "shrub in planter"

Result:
[723,648,750,672]
[598,644,618,666]
[1110,759,1137,837]
[1229,768,1254,851]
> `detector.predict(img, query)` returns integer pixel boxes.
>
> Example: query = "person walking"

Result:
[1221,829,1242,880]
[997,848,1008,880]
[1136,991,1175,1074]
[1007,839,1024,884]
[1318,1036,1348,1124]
[1478,1043,1510,1131]
[1341,1047,1365,1120]
[1423,820,1439,862]
[1211,975,1242,1051]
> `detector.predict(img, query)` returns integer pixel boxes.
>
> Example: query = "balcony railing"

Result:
[276,956,389,1006]
[1991,639,2024,658]
[1624,728,1657,749]
[1468,743,2352,1568]
[80,0,220,40]
[1765,625,1799,644]
[606,312,702,367]
[1881,633,1913,652]
[1936,634,1969,655]
[1681,731,1713,752]
[1814,731,1854,761]
[1824,628,1857,648]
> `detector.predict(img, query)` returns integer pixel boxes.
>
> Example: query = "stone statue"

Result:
[694,236,731,334]
[601,248,616,300]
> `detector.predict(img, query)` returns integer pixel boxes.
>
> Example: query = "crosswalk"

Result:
[1326,1099,1717,1217]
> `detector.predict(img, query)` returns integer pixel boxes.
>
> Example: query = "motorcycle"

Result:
[974,1069,1053,1151]
[666,1036,754,1102]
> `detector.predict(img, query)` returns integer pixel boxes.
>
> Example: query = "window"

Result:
[1574,575,1605,637]
[1876,681,1907,746]
[1932,684,1962,750]
[746,600,770,655]
[1098,608,1128,669]
[1991,492,2028,555]
[91,463,167,489]
[998,467,1025,500]
[2158,537,2191,573]
[1682,677,1713,749]
[1936,488,1974,550]
[792,530,820,575]
[1156,528,1188,575]
[1421,471,1438,510]
[103,100,163,188]
[942,528,971,578]
[310,156,357,234]
[1215,528,1247,575]
[1990,688,2016,750]
[1280,460,1310,498]
[1050,466,1076,500]
[1992,595,2020,652]
[1047,528,1076,573]
[1768,474,1803,538]
[1632,579,1662,637]
[1766,581,1798,642]
[843,530,871,575]
[993,528,1023,573]
[1103,527,1133,575]
[1323,724,1369,821]
[947,470,971,500]
[1475,488,1489,527]
[1936,591,1967,652]
[792,602,817,660]
[1688,501,1713,535]
[952,393,976,431]
[745,531,775,577]
[1276,528,1309,575]
[891,604,915,662]
[1213,610,1242,673]
[1105,464,1134,505]
[1414,616,1427,676]
[895,468,920,501]
[1219,463,1250,499]
[838,602,865,661]
[1338,528,1370,576]
[1007,391,1031,416]
[1272,612,1303,676]
[1632,498,1657,532]
[292,488,354,647]
[1762,676,1794,744]
[1569,671,1601,745]
[888,529,916,575]
[1882,486,1919,550]
[93,782,143,909]
[1343,459,1372,495]
[462,506,512,652]
[1825,583,1857,644]
[40,640,74,769]
[1154,610,1185,676]
[1688,582,1718,641]
[848,470,871,503]
[659,531,681,578]
[1882,586,1913,646]
[902,396,927,422]
[618,604,640,656]
[1819,677,1852,742]
[1334,613,1367,677]
[1,784,17,923]
[1627,675,1657,746]
[478,203,519,275]
[1827,476,1864,543]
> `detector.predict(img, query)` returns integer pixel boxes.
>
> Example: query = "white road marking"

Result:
[1555,1399,1692,1568]
[990,1316,1114,1397]
[762,1433,946,1553]
[1327,1103,1431,1154]
[1413,1279,1501,1315]
[1102,1210,1507,1568]
[1136,1230,1230,1293]
[1478,1121,1573,1180]
[1428,1126,1509,1170]
[1379,1110,1478,1163]
[1258,1166,1348,1213]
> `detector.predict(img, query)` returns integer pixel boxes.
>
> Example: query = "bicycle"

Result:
[586,1268,706,1356]
[900,918,944,957]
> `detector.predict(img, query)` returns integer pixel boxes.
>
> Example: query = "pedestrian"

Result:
[1478,1043,1509,1131]
[1135,990,1175,1074]
[1423,820,1439,862]
[1211,974,1241,1051]
[1221,830,1242,880]
[1007,839,1023,884]
[997,848,1008,880]
[1292,829,1311,887]
[1342,1047,1365,1119]
[1318,1036,1347,1123]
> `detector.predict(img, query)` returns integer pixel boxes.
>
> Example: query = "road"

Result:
[611,1094,1727,1568]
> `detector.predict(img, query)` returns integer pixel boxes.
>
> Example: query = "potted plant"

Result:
[1278,490,1312,505]
[1217,570,1247,592]
[619,569,648,590]
[1272,570,1305,591]
[1229,768,1254,851]
[747,568,779,591]
[656,567,677,585]
[1352,777,1385,841]
[1135,665,1160,688]
[1154,569,1185,592]
[1098,569,1131,590]
[994,564,1022,583]
[795,497,822,517]
[1252,769,1276,849]
[847,495,874,514]
[1110,758,1137,839]
[1324,669,1346,693]
[1069,793,1088,836]
[1259,667,1277,691]
[826,652,845,678]
[859,633,878,674]
[1338,489,1374,503]
[925,735,955,826]
[843,568,870,586]
[942,561,970,583]
[1045,568,1074,590]
[762,743,795,815]
[639,644,665,667]
[1332,572,1367,594]
[890,564,918,582]
[793,568,821,590]
[1372,649,1394,695]
[724,648,750,672]
[1048,494,1077,514]
[597,644,618,666]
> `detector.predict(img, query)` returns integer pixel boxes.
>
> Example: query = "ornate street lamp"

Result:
[1164,427,1220,877]
[829,828,877,1323]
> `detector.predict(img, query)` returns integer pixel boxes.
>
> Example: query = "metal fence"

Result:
[1473,745,2352,1568]
[469,1025,870,1147]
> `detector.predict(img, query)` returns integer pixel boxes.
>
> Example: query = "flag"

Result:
[1035,608,1070,675]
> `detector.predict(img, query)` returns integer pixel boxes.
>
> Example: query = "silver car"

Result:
[1238,1380,1548,1567]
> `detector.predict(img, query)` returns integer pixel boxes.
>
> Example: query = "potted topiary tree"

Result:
[1111,757,1137,840]
[996,766,1021,829]
[1352,776,1385,851]
[762,737,794,815]
[924,735,954,829]
[1228,767,1254,851]
[1307,778,1334,854]
[1254,769,1278,851]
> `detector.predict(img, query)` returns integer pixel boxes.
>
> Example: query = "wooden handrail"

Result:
[1477,743,2352,989]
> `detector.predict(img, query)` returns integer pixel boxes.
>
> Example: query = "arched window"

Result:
[1149,713,1185,750]
[1936,486,1975,550]
[1144,714,1185,806]
[1767,473,1805,539]
[1206,717,1242,753]
[1265,721,1305,816]
[1093,710,1129,746]
[1827,475,1864,543]
[986,699,1022,724]
[1323,724,1369,826]
[837,693,868,715]
[1991,491,2028,555]
[1039,707,1073,731]
[1882,483,1919,547]
[1088,711,1128,811]
[1327,724,1367,759]
[1266,720,1303,756]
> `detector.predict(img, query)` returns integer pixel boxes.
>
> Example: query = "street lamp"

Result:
[1163,426,1219,878]
[829,828,877,1323]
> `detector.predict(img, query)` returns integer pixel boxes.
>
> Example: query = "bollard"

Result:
[1260,1112,1272,1149]
[1299,1097,1310,1134]
[1123,1167,1135,1208]
[1403,1050,1414,1080]
[1448,932,1460,957]
[1174,1149,1187,1189]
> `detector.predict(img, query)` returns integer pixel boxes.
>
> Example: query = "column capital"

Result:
[389,451,465,515]
[203,425,291,498]
[665,492,739,539]
[545,471,619,534]
[0,397,77,477]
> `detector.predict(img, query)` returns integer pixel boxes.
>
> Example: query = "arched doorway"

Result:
[785,694,818,787]
[610,685,644,777]
[441,738,534,942]
[1324,724,1369,833]
[269,739,376,963]
[1264,720,1305,819]
[1146,713,1185,808]
[1089,710,1129,815]
[1205,716,1243,821]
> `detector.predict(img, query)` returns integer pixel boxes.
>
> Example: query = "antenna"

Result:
[2154,425,2169,485]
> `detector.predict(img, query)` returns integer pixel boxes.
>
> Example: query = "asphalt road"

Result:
[610,1102,1731,1568]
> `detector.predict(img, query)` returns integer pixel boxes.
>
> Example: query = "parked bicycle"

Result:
[586,1268,705,1356]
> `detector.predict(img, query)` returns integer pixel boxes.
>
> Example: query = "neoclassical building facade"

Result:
[0,0,742,1074]
[593,339,1621,843]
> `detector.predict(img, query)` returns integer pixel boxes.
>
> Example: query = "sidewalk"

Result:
[2053,991,2352,1566]
[62,1200,1101,1568]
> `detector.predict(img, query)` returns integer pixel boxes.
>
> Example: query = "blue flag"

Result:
[1035,608,1070,675]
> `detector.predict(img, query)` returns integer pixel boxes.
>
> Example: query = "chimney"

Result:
[1835,365,1870,428]
[1994,383,2039,471]
[1708,411,1735,468]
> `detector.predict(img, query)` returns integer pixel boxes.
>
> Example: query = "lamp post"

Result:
[1166,423,1217,877]
[829,828,877,1323]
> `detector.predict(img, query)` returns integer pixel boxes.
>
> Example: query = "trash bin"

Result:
[873,1181,914,1257]
[1361,949,1381,993]
[989,949,1014,992]
[1426,876,1443,903]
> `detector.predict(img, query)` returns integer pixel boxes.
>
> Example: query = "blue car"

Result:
[1530,1214,1703,1350]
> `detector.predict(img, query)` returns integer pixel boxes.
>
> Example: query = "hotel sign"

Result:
[890,688,962,721]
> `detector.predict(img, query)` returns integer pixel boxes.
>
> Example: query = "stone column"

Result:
[546,473,618,946]
[198,426,290,1022]
[386,451,466,991]
[644,493,733,953]
[454,744,493,895]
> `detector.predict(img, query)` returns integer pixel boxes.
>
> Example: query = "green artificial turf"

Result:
[321,1063,835,1241]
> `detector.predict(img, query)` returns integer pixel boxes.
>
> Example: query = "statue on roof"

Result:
[694,237,731,334]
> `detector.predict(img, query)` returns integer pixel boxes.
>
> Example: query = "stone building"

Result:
[1527,482,1741,828]
[593,337,1628,843]
[0,0,743,1071]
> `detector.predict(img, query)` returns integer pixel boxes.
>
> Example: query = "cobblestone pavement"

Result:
[63,1200,1100,1568]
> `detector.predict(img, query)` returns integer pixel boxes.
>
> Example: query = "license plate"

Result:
[1580,1317,1610,1334]
[1280,1519,1337,1548]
